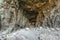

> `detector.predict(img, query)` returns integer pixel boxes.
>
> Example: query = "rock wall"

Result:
[0,0,60,32]
[0,0,60,40]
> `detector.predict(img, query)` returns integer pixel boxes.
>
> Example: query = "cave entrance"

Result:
[24,10,38,25]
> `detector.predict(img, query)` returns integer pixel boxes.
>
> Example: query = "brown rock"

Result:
[18,0,57,26]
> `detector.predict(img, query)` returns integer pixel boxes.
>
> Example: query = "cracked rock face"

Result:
[0,0,60,31]
[0,0,60,40]
[2,0,58,27]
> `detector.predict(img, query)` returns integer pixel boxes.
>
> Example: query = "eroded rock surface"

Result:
[0,0,60,40]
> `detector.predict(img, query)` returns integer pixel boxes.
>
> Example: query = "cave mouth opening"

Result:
[24,10,39,26]
[17,0,57,26]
